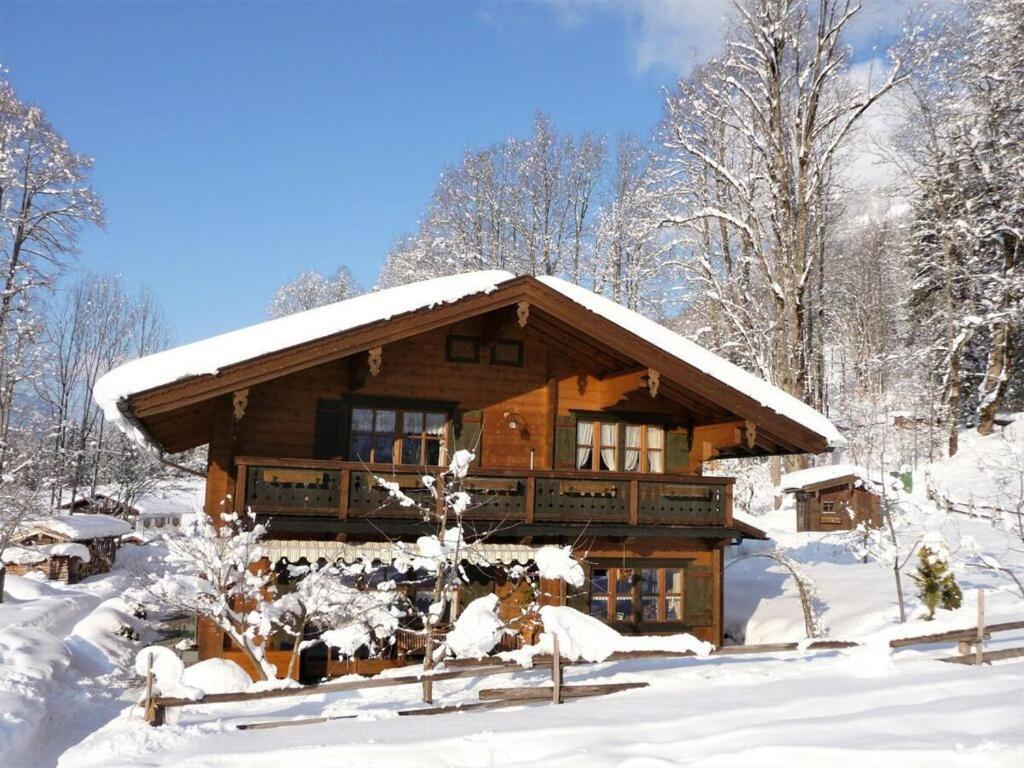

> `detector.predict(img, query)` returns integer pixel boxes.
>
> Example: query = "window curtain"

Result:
[647,427,665,472]
[624,425,641,471]
[600,422,618,471]
[576,421,594,469]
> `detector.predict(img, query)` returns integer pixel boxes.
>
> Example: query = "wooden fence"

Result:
[140,611,1024,729]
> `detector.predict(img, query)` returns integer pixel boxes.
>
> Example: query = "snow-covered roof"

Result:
[779,463,881,493]
[93,270,512,443]
[1,545,48,565]
[536,277,844,448]
[1,542,93,565]
[23,513,132,541]
[94,270,843,451]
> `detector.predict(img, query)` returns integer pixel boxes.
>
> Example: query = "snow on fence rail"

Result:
[141,617,1024,728]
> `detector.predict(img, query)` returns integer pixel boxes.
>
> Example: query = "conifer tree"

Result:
[911,546,963,620]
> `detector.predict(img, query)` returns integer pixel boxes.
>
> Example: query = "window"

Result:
[351,407,396,463]
[490,339,524,367]
[446,335,480,363]
[822,501,836,513]
[350,405,447,466]
[401,410,446,466]
[576,420,665,473]
[589,566,687,623]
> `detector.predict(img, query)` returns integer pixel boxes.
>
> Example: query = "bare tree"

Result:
[268,266,362,318]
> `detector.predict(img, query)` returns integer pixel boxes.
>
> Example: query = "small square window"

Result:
[490,339,524,367]
[446,335,480,363]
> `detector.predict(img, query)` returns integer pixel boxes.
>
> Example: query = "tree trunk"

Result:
[977,234,1017,435]
[421,474,449,704]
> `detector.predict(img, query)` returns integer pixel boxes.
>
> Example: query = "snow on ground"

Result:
[926,413,1024,515]
[60,636,1023,768]
[0,544,160,768]
[4,426,1024,766]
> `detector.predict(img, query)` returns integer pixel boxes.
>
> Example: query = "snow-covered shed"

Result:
[6,513,131,583]
[780,464,882,532]
[93,271,840,676]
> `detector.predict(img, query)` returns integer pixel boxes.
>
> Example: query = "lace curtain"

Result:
[647,426,665,472]
[624,425,641,471]
[600,422,618,471]
[576,420,593,469]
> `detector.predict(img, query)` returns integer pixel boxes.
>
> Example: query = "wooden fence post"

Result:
[143,652,156,725]
[975,589,985,666]
[551,634,562,705]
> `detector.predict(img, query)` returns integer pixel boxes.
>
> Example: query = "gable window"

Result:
[490,339,524,367]
[350,406,448,466]
[446,335,480,363]
[576,420,665,473]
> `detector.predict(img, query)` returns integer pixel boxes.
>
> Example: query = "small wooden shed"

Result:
[780,464,882,532]
[4,513,131,583]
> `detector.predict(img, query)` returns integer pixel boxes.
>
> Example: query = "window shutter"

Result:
[665,429,691,473]
[453,409,483,465]
[314,399,350,460]
[553,413,577,468]
[566,561,591,613]
[684,566,713,626]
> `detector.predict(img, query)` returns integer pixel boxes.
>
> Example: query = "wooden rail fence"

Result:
[140,610,1024,728]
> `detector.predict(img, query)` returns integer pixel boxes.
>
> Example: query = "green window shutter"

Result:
[685,566,713,626]
[314,399,350,460]
[453,409,483,465]
[565,561,591,613]
[553,413,577,469]
[665,429,691,473]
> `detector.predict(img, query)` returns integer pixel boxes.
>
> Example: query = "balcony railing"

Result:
[235,456,732,528]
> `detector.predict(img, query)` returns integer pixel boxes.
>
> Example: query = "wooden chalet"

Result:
[94,271,843,679]
[781,464,882,532]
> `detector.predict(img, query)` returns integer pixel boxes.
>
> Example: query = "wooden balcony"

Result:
[235,456,734,533]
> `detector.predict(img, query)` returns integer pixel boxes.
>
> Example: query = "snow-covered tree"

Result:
[374,448,502,700]
[267,266,361,319]
[898,0,1024,448]
[0,465,43,602]
[268,562,402,680]
[0,77,104,472]
[656,0,913,407]
[143,509,278,681]
[377,113,605,287]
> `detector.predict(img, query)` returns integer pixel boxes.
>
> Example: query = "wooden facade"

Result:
[102,275,839,678]
[792,478,882,532]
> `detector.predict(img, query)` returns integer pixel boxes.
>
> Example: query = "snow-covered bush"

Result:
[141,509,278,681]
[268,562,402,679]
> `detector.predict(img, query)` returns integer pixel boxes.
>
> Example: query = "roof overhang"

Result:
[97,273,842,457]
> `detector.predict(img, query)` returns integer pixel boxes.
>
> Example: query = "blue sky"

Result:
[0,1,903,344]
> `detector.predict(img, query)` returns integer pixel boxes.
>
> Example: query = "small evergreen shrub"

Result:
[911,546,963,620]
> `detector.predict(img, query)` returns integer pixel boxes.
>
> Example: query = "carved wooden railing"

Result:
[235,457,733,528]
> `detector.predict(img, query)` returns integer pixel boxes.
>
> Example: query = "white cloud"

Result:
[547,0,937,76]
[549,0,731,75]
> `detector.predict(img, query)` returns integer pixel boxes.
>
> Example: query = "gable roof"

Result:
[780,463,880,493]
[94,271,844,454]
[21,513,132,541]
